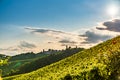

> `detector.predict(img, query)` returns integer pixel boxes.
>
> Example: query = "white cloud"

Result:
[96,19,120,32]
[18,41,36,49]
[1,19,120,55]
[0,41,37,56]
[25,27,86,46]
[81,29,111,43]
[25,19,120,48]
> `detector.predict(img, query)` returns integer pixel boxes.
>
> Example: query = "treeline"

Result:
[9,49,64,61]
[9,52,48,61]
[0,54,8,59]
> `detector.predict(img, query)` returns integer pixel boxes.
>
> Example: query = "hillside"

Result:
[0,54,8,59]
[9,52,50,61]
[9,48,83,76]
[0,50,58,77]
[0,52,48,77]
[1,48,83,77]
[4,36,120,80]
[0,54,9,66]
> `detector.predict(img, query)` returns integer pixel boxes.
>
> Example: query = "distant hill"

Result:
[9,52,49,61]
[0,54,8,59]
[1,47,84,77]
[9,48,84,76]
[0,51,52,77]
[9,49,64,61]
[4,36,120,80]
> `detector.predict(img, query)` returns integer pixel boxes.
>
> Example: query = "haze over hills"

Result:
[3,36,120,80]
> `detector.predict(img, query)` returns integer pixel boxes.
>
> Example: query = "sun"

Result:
[107,5,118,18]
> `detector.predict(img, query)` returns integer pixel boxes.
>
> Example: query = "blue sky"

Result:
[0,0,110,27]
[0,0,120,55]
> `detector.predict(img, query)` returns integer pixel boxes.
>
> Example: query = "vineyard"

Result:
[3,36,120,80]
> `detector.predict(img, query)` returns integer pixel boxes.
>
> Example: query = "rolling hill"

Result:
[3,36,120,80]
[1,47,83,77]
[9,48,83,76]
[0,52,49,77]
[0,54,9,59]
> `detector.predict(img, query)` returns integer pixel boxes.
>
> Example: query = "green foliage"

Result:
[0,58,9,66]
[3,36,120,80]
[64,74,72,80]
[0,54,9,59]
[0,59,30,77]
[1,48,83,77]
[0,58,9,79]
[6,48,83,76]
[0,69,2,76]
[0,50,54,77]
[0,54,9,66]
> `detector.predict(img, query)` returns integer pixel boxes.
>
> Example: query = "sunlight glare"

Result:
[107,5,118,18]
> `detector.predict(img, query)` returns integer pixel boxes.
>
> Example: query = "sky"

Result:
[0,0,120,55]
